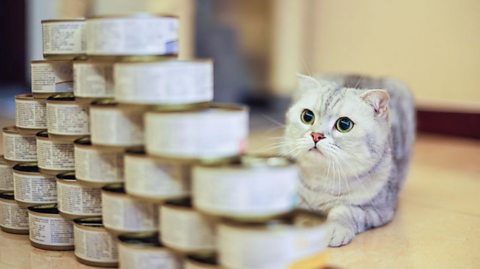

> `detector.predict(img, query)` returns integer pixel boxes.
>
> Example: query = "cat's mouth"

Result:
[308,147,324,156]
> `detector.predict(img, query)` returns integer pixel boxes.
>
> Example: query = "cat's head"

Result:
[283,75,391,180]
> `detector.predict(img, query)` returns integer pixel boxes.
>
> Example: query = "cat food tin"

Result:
[0,191,29,234]
[217,210,328,269]
[193,155,298,221]
[28,204,74,250]
[145,104,249,162]
[74,136,124,187]
[56,172,102,219]
[15,94,47,132]
[42,19,85,59]
[36,130,75,175]
[73,60,114,99]
[46,93,90,141]
[160,198,216,254]
[102,183,158,234]
[85,15,178,56]
[125,148,190,202]
[114,60,213,105]
[0,156,14,191]
[31,60,73,97]
[74,217,119,267]
[12,163,57,208]
[90,99,146,147]
[118,232,182,269]
[185,255,219,269]
[2,126,37,162]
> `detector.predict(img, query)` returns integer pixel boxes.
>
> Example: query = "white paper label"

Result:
[74,62,114,98]
[15,99,47,129]
[57,182,102,216]
[47,103,90,135]
[3,133,37,162]
[119,244,181,269]
[37,139,75,170]
[90,108,144,146]
[74,147,124,183]
[0,200,29,230]
[29,213,74,246]
[74,225,118,263]
[13,173,57,204]
[42,21,85,54]
[31,62,73,93]
[0,164,14,191]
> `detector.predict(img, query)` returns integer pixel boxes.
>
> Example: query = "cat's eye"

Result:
[335,117,354,133]
[301,109,315,125]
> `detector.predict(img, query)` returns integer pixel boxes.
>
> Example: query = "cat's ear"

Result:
[360,89,390,118]
[297,74,320,91]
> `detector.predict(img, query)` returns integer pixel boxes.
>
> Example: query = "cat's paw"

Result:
[328,224,355,247]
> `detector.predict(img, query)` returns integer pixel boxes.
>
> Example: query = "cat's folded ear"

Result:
[293,74,321,100]
[360,89,390,118]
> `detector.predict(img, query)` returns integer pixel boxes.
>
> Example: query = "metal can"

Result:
[42,19,85,59]
[36,130,75,175]
[28,204,74,250]
[31,60,73,97]
[217,210,329,269]
[15,94,47,132]
[102,183,158,234]
[145,104,249,161]
[90,99,146,147]
[73,60,114,98]
[56,172,102,219]
[0,156,14,191]
[125,148,190,202]
[118,232,182,269]
[85,15,178,56]
[74,136,124,187]
[193,155,298,221]
[0,191,29,234]
[2,126,37,162]
[46,93,90,140]
[160,198,216,254]
[185,255,219,269]
[73,217,118,267]
[12,163,57,208]
[114,60,213,105]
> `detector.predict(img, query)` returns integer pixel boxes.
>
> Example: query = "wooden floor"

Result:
[0,122,479,268]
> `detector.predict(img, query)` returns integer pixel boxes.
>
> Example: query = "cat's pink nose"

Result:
[311,132,325,143]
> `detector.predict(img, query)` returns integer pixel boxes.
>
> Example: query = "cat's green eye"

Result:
[335,117,354,133]
[301,109,315,125]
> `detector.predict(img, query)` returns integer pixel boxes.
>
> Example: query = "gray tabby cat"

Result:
[283,74,415,247]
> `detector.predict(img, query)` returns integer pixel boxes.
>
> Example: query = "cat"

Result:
[282,74,415,247]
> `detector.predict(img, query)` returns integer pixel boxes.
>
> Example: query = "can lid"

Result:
[15,93,35,100]
[87,13,178,20]
[47,93,76,102]
[28,203,59,214]
[118,232,162,247]
[74,136,92,146]
[164,197,192,209]
[187,254,218,266]
[91,98,117,107]
[56,171,76,181]
[41,18,85,23]
[102,183,125,194]
[13,163,40,173]
[222,209,327,228]
[0,191,15,200]
[125,147,146,155]
[197,155,295,169]
[149,102,246,114]
[2,126,18,134]
[74,217,104,227]
[36,130,49,138]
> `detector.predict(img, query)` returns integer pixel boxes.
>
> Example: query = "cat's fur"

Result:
[283,74,415,247]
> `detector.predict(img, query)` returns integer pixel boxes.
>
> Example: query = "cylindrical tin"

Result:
[15,94,47,132]
[0,191,29,234]
[90,99,145,147]
[160,198,216,254]
[145,104,249,161]
[85,15,178,56]
[102,183,158,234]
[36,130,75,174]
[73,60,114,98]
[56,172,102,219]
[118,232,182,269]
[12,163,57,208]
[114,60,213,105]
[42,19,85,59]
[193,155,298,221]
[0,156,14,191]
[2,126,37,162]
[185,255,219,269]
[217,210,328,269]
[125,148,190,202]
[31,60,73,97]
[74,137,124,187]
[28,204,74,250]
[46,93,90,139]
[74,217,118,268]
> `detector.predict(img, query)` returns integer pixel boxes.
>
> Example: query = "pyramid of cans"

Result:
[0,14,329,269]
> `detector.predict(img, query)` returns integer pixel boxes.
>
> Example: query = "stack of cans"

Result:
[0,10,330,269]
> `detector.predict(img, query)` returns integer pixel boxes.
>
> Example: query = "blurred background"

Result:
[0,0,479,138]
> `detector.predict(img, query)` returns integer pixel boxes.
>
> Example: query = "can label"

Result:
[13,173,57,204]
[15,99,47,129]
[74,225,118,263]
[3,133,37,162]
[57,182,102,216]
[74,147,124,182]
[74,62,114,98]
[31,61,73,93]
[37,139,75,170]
[0,200,29,230]
[119,244,181,269]
[47,103,89,135]
[90,108,144,146]
[0,164,14,191]
[42,21,85,55]
[29,213,74,246]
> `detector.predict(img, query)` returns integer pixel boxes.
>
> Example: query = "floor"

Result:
[1,112,479,268]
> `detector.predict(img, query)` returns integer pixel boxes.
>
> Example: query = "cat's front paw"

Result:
[328,224,355,247]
